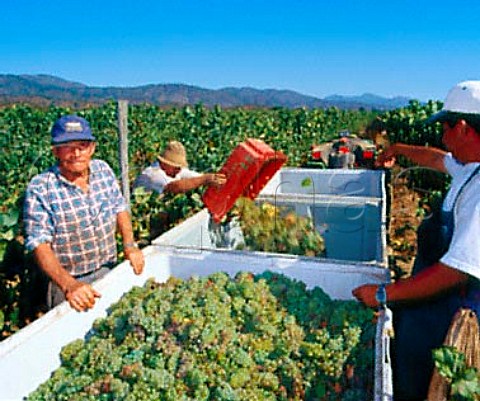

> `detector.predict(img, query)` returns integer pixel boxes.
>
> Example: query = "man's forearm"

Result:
[387,262,469,303]
[117,210,136,245]
[33,243,76,293]
[390,143,447,172]
[164,175,208,194]
[117,210,145,275]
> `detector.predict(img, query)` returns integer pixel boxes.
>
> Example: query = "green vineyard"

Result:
[0,99,444,339]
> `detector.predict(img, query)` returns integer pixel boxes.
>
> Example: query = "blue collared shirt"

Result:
[24,159,128,276]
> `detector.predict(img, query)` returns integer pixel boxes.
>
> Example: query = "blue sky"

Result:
[2,0,480,101]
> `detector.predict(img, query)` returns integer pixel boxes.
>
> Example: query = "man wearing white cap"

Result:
[134,140,226,194]
[353,81,480,400]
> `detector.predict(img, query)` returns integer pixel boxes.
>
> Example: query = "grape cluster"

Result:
[27,272,375,401]
[232,198,326,257]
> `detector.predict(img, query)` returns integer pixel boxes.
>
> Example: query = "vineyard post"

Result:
[118,100,130,205]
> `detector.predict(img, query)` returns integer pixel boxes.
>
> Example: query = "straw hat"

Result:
[157,141,188,168]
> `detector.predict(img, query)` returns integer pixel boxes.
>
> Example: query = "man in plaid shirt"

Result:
[24,115,144,312]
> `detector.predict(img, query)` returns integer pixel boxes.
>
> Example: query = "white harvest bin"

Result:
[157,168,388,265]
[0,246,392,401]
[260,168,386,198]
[154,196,387,266]
[256,193,387,265]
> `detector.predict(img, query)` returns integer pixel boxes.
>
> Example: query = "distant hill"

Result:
[324,93,411,110]
[0,74,412,110]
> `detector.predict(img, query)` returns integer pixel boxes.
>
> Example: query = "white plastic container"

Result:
[258,168,388,265]
[256,193,387,265]
[154,196,387,266]
[0,246,392,401]
[155,167,388,266]
[260,168,386,198]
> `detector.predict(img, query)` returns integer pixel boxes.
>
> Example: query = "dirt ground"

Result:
[385,167,423,279]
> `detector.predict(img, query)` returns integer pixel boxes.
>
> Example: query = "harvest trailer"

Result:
[0,247,393,401]
[0,168,393,400]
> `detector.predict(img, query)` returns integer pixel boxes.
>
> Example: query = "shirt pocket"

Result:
[90,193,117,235]
[52,203,94,246]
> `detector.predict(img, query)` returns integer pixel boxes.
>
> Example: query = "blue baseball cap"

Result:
[51,115,96,145]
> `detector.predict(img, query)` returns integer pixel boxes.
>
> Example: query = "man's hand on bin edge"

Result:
[352,284,380,308]
[125,246,145,275]
[65,281,101,312]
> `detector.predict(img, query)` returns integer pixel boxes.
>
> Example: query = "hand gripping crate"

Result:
[203,138,287,223]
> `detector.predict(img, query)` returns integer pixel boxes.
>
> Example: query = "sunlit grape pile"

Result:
[27,271,375,401]
[233,198,326,257]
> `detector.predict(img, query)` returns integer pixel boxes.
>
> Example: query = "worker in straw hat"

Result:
[353,80,480,401]
[134,140,226,194]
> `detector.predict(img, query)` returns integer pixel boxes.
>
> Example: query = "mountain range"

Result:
[0,74,412,110]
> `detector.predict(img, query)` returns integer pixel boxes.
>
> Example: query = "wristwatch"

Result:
[375,284,387,308]
[124,241,139,249]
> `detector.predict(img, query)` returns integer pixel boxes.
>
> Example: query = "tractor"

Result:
[306,130,377,169]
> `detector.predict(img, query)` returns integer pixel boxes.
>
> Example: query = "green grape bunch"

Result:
[27,271,375,401]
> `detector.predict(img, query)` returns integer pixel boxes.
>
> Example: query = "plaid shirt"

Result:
[24,159,128,276]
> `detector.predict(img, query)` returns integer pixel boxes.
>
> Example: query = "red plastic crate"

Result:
[203,138,287,223]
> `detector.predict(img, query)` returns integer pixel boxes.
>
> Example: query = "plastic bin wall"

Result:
[0,247,392,401]
[259,168,387,265]
[260,168,385,198]
[154,195,387,266]
[157,168,387,265]
[203,138,287,223]
[257,193,387,264]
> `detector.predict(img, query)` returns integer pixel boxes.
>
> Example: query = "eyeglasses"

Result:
[54,142,93,152]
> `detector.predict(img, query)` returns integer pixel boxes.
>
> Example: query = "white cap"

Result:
[428,80,480,123]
